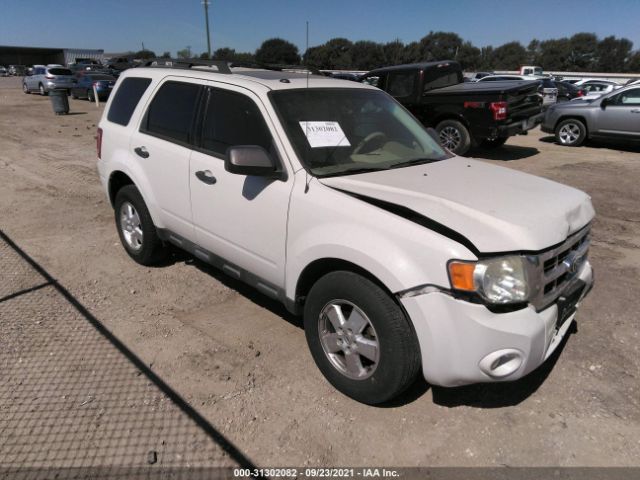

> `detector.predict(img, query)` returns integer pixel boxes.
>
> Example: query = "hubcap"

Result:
[439,126,461,150]
[318,300,380,380]
[119,202,143,251]
[559,123,580,144]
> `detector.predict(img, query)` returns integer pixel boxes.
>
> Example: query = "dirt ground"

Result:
[1,75,639,468]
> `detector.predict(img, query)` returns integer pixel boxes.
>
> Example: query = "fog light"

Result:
[479,349,523,378]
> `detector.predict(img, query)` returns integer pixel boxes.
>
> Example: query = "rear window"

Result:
[143,81,201,143]
[387,72,416,98]
[107,77,152,126]
[48,68,72,76]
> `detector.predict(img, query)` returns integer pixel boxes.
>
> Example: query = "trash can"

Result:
[49,89,69,115]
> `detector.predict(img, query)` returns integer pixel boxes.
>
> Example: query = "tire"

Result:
[87,89,95,102]
[480,136,508,149]
[71,90,77,99]
[114,185,167,266]
[23,83,30,94]
[39,84,47,96]
[303,271,421,405]
[436,119,471,155]
[555,118,586,147]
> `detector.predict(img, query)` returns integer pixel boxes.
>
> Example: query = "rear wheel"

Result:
[39,84,47,96]
[555,119,586,147]
[87,89,95,102]
[480,136,508,149]
[114,185,167,266]
[303,271,421,404]
[436,119,471,155]
[23,83,29,94]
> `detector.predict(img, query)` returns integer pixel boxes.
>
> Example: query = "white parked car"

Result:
[478,74,558,107]
[97,62,595,404]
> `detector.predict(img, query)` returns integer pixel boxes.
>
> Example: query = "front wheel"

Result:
[23,83,30,94]
[555,119,586,147]
[303,271,421,404]
[39,84,47,96]
[114,185,167,266]
[436,119,471,156]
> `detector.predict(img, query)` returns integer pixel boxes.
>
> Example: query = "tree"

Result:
[419,31,463,61]
[538,38,571,70]
[199,52,210,59]
[350,41,385,70]
[596,36,633,72]
[566,33,598,71]
[322,38,353,69]
[457,41,481,71]
[176,47,191,59]
[255,38,300,65]
[403,41,422,63]
[160,51,171,59]
[491,42,527,70]
[478,46,495,70]
[134,49,156,60]
[383,39,405,66]
[626,51,640,73]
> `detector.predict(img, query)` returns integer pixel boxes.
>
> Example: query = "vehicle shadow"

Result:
[471,144,539,161]
[64,111,88,116]
[431,322,576,408]
[539,135,640,153]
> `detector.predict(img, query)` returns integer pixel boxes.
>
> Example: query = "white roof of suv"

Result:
[123,65,374,93]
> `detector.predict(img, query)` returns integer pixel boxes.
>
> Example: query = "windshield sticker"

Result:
[299,121,351,148]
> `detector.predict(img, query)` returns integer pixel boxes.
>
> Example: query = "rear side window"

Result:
[387,72,415,98]
[143,81,201,143]
[200,88,272,156]
[107,77,151,126]
[48,68,72,76]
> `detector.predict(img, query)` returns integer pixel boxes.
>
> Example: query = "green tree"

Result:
[491,41,527,70]
[255,38,300,65]
[538,38,571,70]
[457,41,481,71]
[383,39,405,66]
[176,47,191,59]
[323,38,354,69]
[134,49,156,60]
[419,31,463,61]
[597,36,633,72]
[566,33,598,71]
[350,41,385,70]
[160,51,171,59]
[403,41,422,63]
[626,51,640,73]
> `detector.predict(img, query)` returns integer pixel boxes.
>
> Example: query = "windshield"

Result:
[48,68,72,76]
[270,88,449,177]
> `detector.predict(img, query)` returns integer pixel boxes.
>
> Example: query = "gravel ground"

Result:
[1,76,639,467]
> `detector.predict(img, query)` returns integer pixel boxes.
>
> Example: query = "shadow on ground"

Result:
[471,144,539,161]
[539,135,640,153]
[0,229,255,478]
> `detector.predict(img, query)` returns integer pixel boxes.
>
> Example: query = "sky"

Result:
[1,0,639,56]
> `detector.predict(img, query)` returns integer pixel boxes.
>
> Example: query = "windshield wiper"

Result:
[317,166,391,178]
[388,157,442,169]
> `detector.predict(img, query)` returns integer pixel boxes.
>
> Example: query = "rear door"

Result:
[129,79,202,238]
[595,87,640,137]
[189,84,292,289]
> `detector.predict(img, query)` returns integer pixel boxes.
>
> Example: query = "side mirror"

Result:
[601,97,610,108]
[225,146,278,177]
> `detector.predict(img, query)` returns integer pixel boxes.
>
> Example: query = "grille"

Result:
[529,225,590,311]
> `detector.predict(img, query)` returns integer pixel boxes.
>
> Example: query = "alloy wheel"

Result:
[318,300,380,380]
[439,126,461,150]
[119,201,144,251]
[558,123,581,145]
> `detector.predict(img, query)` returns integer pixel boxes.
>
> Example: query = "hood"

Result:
[319,157,594,253]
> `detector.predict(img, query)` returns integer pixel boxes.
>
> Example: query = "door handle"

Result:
[134,146,149,158]
[195,170,216,185]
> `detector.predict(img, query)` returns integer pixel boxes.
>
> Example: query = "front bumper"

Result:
[400,261,593,387]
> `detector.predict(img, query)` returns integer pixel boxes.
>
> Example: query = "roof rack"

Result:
[138,58,232,74]
[230,61,321,75]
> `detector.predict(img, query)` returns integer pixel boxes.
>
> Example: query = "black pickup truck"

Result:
[361,61,543,155]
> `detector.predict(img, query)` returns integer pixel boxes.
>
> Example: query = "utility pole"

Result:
[202,0,212,59]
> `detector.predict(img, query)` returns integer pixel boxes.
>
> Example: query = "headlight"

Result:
[448,256,530,304]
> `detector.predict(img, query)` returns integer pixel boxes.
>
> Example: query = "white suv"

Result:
[97,61,594,404]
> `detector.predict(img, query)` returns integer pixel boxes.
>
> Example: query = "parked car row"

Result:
[22,64,117,102]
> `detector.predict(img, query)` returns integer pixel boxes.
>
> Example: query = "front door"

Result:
[596,87,640,137]
[190,84,292,288]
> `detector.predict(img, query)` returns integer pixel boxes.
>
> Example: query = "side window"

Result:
[107,77,151,126]
[387,72,415,98]
[362,75,381,87]
[201,88,272,157]
[143,81,200,143]
[423,71,461,91]
[612,88,640,106]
